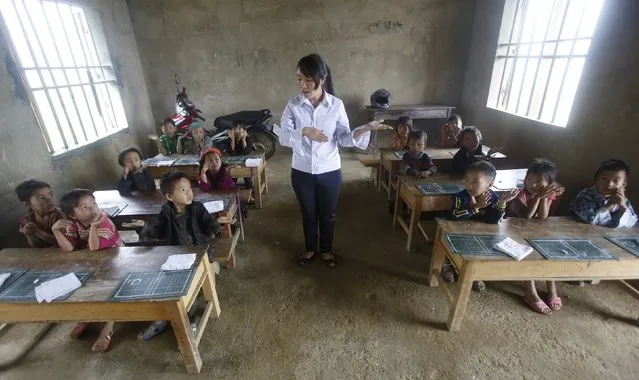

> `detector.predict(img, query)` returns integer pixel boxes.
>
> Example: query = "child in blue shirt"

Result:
[444,161,518,291]
[571,159,637,227]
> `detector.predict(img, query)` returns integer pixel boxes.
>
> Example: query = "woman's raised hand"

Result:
[365,119,393,131]
[303,127,329,142]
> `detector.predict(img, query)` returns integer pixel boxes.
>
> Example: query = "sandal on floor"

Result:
[321,254,338,268]
[547,295,563,311]
[472,281,486,292]
[298,253,316,266]
[441,262,457,283]
[91,331,112,353]
[70,322,90,339]
[524,297,552,315]
[137,320,169,341]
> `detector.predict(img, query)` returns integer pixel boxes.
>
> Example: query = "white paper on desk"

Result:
[161,254,196,271]
[494,237,533,261]
[245,158,262,167]
[203,200,224,213]
[34,273,82,303]
[0,273,11,289]
[101,206,120,216]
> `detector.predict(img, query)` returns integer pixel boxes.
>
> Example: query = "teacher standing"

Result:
[279,53,391,268]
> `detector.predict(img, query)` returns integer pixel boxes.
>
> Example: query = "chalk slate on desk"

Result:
[223,156,247,165]
[0,268,27,292]
[527,238,616,260]
[444,234,508,257]
[110,269,195,301]
[416,183,464,195]
[172,156,199,166]
[0,271,92,303]
[605,236,639,257]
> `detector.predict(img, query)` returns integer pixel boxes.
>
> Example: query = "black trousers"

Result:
[291,168,342,253]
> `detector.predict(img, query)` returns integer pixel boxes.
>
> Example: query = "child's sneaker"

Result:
[472,281,486,292]
[440,259,458,283]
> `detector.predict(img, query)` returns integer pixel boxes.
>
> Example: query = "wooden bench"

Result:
[358,157,381,185]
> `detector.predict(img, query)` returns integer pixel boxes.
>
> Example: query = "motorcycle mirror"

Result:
[174,73,181,85]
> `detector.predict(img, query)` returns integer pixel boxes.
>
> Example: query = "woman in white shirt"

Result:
[279,54,390,268]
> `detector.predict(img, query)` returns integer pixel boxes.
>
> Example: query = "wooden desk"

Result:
[394,169,527,251]
[0,246,220,373]
[226,154,268,209]
[426,217,639,331]
[379,147,507,200]
[144,155,200,181]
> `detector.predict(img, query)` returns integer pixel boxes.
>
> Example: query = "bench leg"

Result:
[406,204,421,251]
[202,260,221,318]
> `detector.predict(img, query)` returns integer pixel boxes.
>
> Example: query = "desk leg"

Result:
[166,301,202,373]
[428,227,445,287]
[447,261,475,332]
[393,181,402,227]
[406,202,421,252]
[253,168,263,209]
[377,162,382,191]
[237,194,245,242]
[263,165,269,194]
[203,259,221,318]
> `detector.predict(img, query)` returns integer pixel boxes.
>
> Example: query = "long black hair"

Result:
[297,53,334,95]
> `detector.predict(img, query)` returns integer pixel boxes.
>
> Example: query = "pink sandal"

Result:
[547,295,563,311]
[91,331,112,353]
[524,297,552,315]
[69,322,90,339]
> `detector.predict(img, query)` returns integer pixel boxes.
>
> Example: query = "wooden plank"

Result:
[166,300,202,373]
[0,302,169,323]
[211,229,240,269]
[366,104,454,121]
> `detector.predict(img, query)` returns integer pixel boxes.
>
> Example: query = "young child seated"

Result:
[149,118,190,155]
[198,147,236,191]
[571,159,637,227]
[452,126,500,173]
[51,189,122,353]
[226,121,254,189]
[445,161,518,291]
[401,130,437,178]
[138,171,221,340]
[183,121,213,157]
[117,147,156,195]
[507,159,565,314]
[391,116,413,151]
[439,114,462,148]
[15,179,64,248]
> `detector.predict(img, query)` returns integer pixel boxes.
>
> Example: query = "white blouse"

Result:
[279,93,370,174]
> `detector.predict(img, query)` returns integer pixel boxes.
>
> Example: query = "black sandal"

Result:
[321,254,338,268]
[298,253,316,266]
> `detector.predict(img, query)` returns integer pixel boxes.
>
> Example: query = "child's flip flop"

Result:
[547,295,563,311]
[69,322,90,339]
[524,297,552,315]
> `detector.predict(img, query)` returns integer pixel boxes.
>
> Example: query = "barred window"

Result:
[486,0,605,127]
[0,0,128,154]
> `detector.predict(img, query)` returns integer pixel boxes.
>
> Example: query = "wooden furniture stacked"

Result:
[94,189,243,269]
[0,246,219,373]
[427,217,639,331]
[394,169,527,250]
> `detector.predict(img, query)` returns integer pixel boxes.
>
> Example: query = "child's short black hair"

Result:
[446,114,462,127]
[15,179,51,202]
[118,147,143,167]
[232,120,245,128]
[160,171,189,196]
[458,126,482,143]
[396,116,413,130]
[59,189,94,217]
[467,161,497,181]
[162,118,175,127]
[595,159,630,179]
[407,129,426,143]
[527,158,557,184]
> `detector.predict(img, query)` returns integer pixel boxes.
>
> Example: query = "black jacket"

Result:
[117,168,156,195]
[140,201,221,246]
[452,144,485,173]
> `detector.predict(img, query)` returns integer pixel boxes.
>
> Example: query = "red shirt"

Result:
[63,214,122,250]
[507,188,558,218]
[199,166,236,191]
[18,208,65,247]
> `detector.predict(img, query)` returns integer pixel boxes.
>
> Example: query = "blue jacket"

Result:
[450,189,505,224]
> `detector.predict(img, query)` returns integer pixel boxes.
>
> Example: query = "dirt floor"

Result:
[1,150,638,379]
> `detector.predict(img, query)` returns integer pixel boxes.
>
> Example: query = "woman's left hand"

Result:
[365,119,393,131]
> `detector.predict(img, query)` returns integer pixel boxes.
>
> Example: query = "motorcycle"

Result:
[169,75,278,159]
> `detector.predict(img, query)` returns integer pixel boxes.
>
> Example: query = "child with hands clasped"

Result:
[227,121,255,189]
[401,130,437,178]
[51,189,122,353]
[117,147,156,195]
[507,159,565,314]
[149,118,190,155]
[452,126,501,173]
[439,114,462,148]
[15,179,64,248]
[391,116,413,151]
[571,159,637,228]
[445,161,519,291]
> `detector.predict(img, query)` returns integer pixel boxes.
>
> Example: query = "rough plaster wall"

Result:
[0,0,155,247]
[460,0,639,212]
[127,0,475,132]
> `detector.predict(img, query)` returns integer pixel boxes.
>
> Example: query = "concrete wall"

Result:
[127,0,476,133]
[460,0,639,212]
[0,0,155,247]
